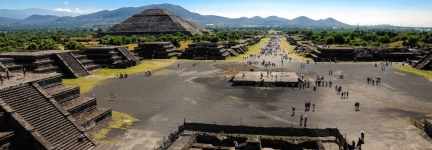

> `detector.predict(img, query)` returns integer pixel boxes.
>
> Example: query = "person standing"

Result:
[347,91,349,99]
[0,74,3,84]
[313,103,315,111]
[113,93,116,100]
[6,69,10,80]
[23,68,26,78]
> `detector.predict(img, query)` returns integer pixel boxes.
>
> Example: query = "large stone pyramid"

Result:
[105,8,210,36]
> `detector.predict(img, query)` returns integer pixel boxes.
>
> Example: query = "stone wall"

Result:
[425,120,432,138]
[154,121,358,150]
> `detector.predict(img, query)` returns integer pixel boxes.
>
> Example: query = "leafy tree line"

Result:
[0,29,95,51]
[0,29,263,52]
[289,29,432,49]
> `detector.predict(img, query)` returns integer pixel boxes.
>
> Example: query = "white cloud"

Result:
[75,8,85,13]
[64,2,68,5]
[54,8,72,12]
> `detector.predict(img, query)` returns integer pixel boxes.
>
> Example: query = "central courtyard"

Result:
[87,38,432,150]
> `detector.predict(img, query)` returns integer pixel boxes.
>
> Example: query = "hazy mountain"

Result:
[0,3,350,28]
[21,15,60,24]
[0,16,19,25]
[0,8,81,19]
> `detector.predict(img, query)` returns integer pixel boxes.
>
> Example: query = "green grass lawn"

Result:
[62,60,173,94]
[395,65,432,82]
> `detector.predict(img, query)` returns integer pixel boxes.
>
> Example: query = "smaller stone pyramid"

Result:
[105,8,210,36]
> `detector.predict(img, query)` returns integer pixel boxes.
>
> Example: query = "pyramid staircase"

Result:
[116,46,142,65]
[70,52,100,73]
[413,52,432,70]
[0,74,112,149]
[55,52,90,78]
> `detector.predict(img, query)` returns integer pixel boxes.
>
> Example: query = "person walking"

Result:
[358,102,360,111]
[304,115,308,127]
[347,91,349,99]
[6,70,10,80]
[113,93,116,100]
[300,114,303,126]
[305,102,308,111]
[292,106,295,116]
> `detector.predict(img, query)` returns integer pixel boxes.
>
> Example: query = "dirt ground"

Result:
[89,37,432,150]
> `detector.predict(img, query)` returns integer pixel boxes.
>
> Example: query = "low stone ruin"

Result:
[0,73,111,149]
[178,43,233,60]
[134,42,182,59]
[185,133,324,150]
[0,50,100,78]
[285,35,298,45]
[178,37,262,60]
[225,41,249,54]
[85,46,142,68]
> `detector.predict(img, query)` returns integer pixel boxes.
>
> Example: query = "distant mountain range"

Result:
[0,3,350,28]
[0,8,81,19]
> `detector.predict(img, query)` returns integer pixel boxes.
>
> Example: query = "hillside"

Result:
[0,3,350,28]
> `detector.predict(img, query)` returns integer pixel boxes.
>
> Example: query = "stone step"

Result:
[80,60,94,65]
[85,65,100,72]
[5,64,22,72]
[62,97,97,117]
[33,66,59,74]
[47,86,80,104]
[74,108,112,131]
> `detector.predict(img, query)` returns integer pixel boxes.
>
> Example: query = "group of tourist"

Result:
[192,62,199,67]
[110,93,117,100]
[0,70,13,84]
[145,70,152,76]
[366,76,381,86]
[300,114,308,127]
[304,102,315,111]
[115,73,128,79]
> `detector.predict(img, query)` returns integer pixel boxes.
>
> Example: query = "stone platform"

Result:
[232,71,301,87]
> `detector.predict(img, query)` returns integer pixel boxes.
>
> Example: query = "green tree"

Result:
[210,35,220,43]
[326,37,335,44]
[170,37,181,48]
[145,36,156,42]
[64,40,85,50]
[130,35,138,43]
[192,34,202,43]
[123,37,132,44]
[333,33,345,44]
[27,42,39,50]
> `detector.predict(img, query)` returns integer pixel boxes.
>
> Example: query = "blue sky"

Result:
[1,0,432,27]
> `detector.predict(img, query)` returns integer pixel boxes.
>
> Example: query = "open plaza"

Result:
[82,36,432,149]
